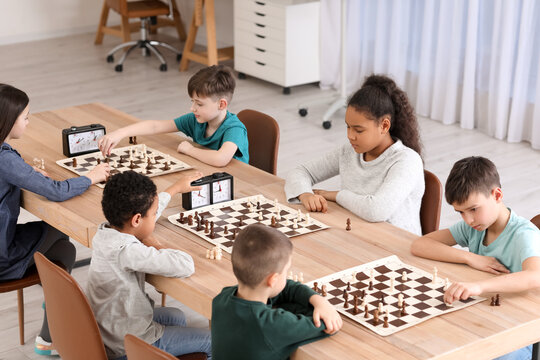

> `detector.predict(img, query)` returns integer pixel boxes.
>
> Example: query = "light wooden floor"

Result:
[1,33,539,358]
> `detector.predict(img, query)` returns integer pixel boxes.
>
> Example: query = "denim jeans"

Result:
[494,345,532,360]
[152,307,212,359]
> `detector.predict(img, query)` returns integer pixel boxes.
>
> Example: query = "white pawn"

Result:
[433,267,438,283]
[402,271,407,281]
[389,277,395,293]
[40,159,45,170]
[378,302,383,314]
[285,218,290,226]
[397,293,404,307]
[209,251,215,260]
[216,252,222,261]
[294,274,298,282]
[258,212,263,221]
[293,218,298,229]
[297,209,302,221]
[206,249,210,259]
[299,272,304,283]
[288,271,293,280]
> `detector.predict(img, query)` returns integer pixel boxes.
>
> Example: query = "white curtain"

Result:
[320,0,540,149]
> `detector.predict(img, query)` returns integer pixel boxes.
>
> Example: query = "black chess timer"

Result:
[62,124,106,157]
[182,172,234,210]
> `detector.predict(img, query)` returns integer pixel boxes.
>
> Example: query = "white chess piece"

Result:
[390,277,395,293]
[293,219,298,229]
[369,269,374,282]
[206,250,210,259]
[433,267,438,283]
[397,293,403,307]
[285,218,290,226]
[288,271,293,280]
[306,213,311,225]
[444,278,450,291]
[294,274,298,282]
[378,302,383,314]
[299,272,304,283]
[258,212,263,221]
[361,296,367,308]
[402,271,407,281]
[40,159,45,170]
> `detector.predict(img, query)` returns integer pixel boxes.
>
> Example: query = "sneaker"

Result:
[34,336,58,356]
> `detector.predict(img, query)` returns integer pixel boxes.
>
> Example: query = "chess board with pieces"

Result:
[56,144,192,188]
[168,194,330,254]
[306,255,485,336]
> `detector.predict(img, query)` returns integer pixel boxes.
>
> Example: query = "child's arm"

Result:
[163,171,203,197]
[98,120,178,156]
[411,229,510,275]
[177,140,237,167]
[444,257,540,304]
[309,294,343,334]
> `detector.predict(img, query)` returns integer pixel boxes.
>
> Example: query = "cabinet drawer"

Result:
[235,43,284,69]
[235,28,284,55]
[235,7,285,29]
[235,18,285,41]
[234,0,285,19]
[235,56,285,85]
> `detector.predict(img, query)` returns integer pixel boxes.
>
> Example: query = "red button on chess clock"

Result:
[182,172,234,210]
[62,124,106,157]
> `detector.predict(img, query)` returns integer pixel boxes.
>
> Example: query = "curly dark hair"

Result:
[0,84,29,143]
[102,171,157,228]
[445,156,501,205]
[347,74,423,158]
[188,65,236,103]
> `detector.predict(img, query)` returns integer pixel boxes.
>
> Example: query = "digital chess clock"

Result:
[182,172,234,210]
[62,124,106,157]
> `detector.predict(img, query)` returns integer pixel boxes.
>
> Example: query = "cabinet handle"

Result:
[255,1,266,5]
[255,23,266,28]
[255,11,266,17]
[256,61,266,66]
[255,47,266,52]
[255,34,266,39]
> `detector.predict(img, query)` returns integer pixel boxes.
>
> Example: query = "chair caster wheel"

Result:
[115,64,123,72]
[160,64,167,72]
[322,121,332,129]
[298,108,308,117]
[238,72,247,80]
[106,55,114,63]
[176,53,182,62]
[283,87,291,95]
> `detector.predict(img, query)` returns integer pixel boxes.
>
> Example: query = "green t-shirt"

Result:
[173,111,249,164]
[449,209,540,273]
[211,280,330,360]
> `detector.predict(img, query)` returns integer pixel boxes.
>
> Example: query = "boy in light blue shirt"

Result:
[411,156,540,360]
[99,65,249,167]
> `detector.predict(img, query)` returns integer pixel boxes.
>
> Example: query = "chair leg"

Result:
[149,41,182,56]
[172,0,187,41]
[121,15,131,43]
[94,1,110,45]
[17,289,24,345]
[179,6,198,71]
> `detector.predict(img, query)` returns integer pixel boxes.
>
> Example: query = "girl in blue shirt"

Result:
[0,84,110,355]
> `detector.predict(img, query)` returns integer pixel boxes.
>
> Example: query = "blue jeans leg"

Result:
[152,307,212,359]
[493,345,532,360]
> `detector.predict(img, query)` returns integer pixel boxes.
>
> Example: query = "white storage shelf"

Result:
[234,0,320,93]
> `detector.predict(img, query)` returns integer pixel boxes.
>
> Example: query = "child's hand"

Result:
[177,141,194,155]
[444,281,483,304]
[86,163,111,184]
[166,171,203,196]
[298,193,328,213]
[313,189,338,202]
[32,166,49,177]
[98,131,123,156]
[466,253,510,275]
[310,294,343,334]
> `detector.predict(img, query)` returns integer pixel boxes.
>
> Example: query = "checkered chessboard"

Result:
[305,255,485,336]
[56,144,192,188]
[167,194,330,253]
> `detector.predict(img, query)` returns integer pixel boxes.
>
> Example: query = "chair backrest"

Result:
[33,252,107,360]
[420,170,443,235]
[106,0,170,17]
[125,334,176,360]
[531,214,540,230]
[237,109,280,175]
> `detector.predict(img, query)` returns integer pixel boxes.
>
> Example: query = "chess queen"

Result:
[0,84,111,354]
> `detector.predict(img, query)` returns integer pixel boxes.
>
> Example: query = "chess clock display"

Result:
[62,124,106,157]
[182,172,234,210]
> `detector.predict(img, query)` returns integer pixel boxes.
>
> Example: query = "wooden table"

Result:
[15,103,540,359]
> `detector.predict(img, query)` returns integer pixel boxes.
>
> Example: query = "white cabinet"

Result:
[234,0,320,93]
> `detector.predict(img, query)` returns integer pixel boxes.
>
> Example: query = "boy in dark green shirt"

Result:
[211,223,342,360]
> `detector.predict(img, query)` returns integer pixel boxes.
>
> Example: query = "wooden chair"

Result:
[95,0,186,45]
[237,109,280,175]
[125,334,207,360]
[33,252,108,360]
[420,170,443,235]
[0,268,41,345]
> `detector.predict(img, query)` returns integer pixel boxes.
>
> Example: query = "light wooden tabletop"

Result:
[14,103,540,359]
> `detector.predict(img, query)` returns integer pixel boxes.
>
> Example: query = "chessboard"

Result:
[56,144,192,188]
[305,256,485,336]
[167,194,330,254]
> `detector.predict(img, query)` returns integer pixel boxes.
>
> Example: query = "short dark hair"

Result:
[187,65,235,102]
[445,156,501,205]
[0,84,29,143]
[231,224,293,288]
[102,171,157,228]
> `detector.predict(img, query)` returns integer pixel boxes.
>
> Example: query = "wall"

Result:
[0,0,233,47]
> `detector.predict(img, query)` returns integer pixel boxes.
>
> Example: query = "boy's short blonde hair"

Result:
[231,224,293,288]
[445,156,501,205]
[187,65,235,103]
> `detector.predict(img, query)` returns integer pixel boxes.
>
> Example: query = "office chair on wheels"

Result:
[105,0,182,72]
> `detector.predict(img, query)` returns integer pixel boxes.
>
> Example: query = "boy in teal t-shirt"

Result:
[212,224,342,360]
[411,156,540,360]
[98,65,249,167]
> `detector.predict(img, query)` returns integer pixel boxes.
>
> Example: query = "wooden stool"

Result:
[179,0,234,71]
[0,268,41,345]
[95,0,187,45]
